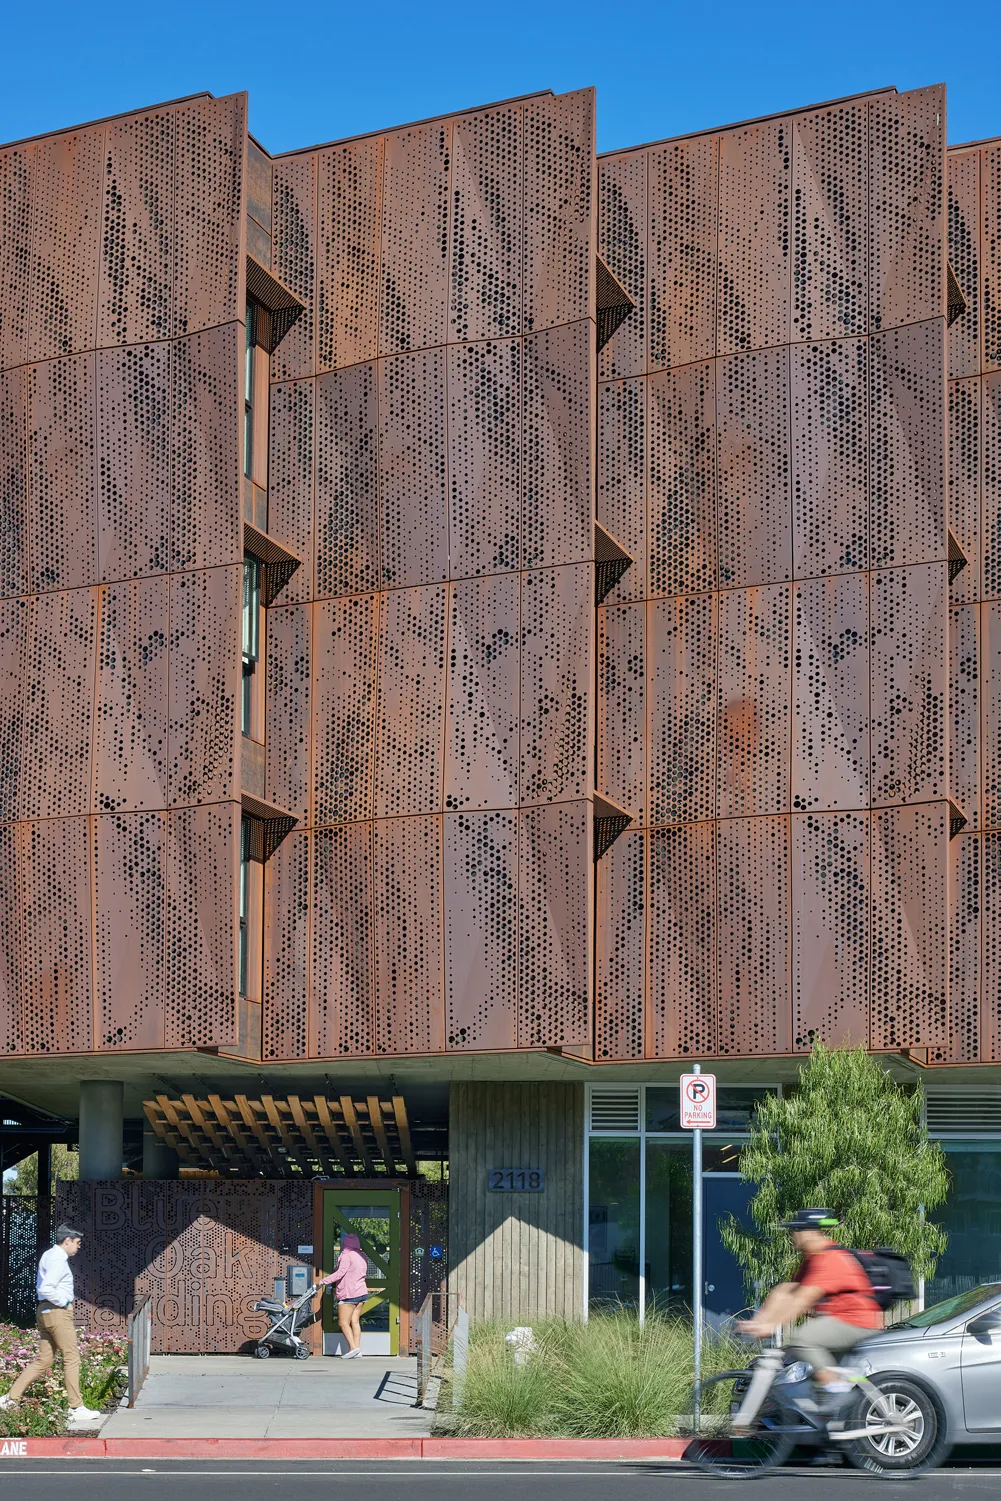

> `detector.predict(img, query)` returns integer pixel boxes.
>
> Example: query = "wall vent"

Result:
[925,1089,1001,1135]
[589,1088,640,1132]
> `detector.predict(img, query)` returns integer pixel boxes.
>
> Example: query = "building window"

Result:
[244,302,255,479]
[239,816,252,997]
[242,553,262,738]
[926,1142,1001,1304]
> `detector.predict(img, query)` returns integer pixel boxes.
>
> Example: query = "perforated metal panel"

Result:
[22,588,96,819]
[98,107,175,347]
[717,120,791,354]
[792,810,868,1050]
[649,821,717,1058]
[170,324,241,572]
[520,564,590,806]
[265,603,311,823]
[792,574,868,811]
[597,377,645,601]
[871,802,948,1049]
[950,602,980,827]
[598,152,646,380]
[948,149,981,380]
[947,832,980,1062]
[791,337,868,577]
[375,584,447,817]
[597,601,645,821]
[20,817,93,1053]
[271,153,316,382]
[166,566,239,806]
[792,101,868,342]
[97,343,171,580]
[595,828,645,1059]
[717,584,790,817]
[0,598,25,822]
[717,347,791,587]
[981,601,1001,828]
[0,823,21,1050]
[381,122,450,354]
[523,90,593,334]
[28,127,104,362]
[446,574,519,811]
[986,147,1001,372]
[448,338,521,577]
[869,87,944,332]
[518,801,589,1047]
[93,811,165,1050]
[0,143,32,372]
[984,375,1001,598]
[314,362,379,598]
[450,103,522,343]
[373,814,443,1053]
[165,801,238,1048]
[312,822,373,1056]
[648,135,717,370]
[648,592,715,825]
[717,815,790,1053]
[262,829,309,1060]
[444,809,518,1049]
[267,378,314,605]
[172,94,245,337]
[870,563,947,805]
[312,595,377,825]
[0,369,28,597]
[27,354,98,592]
[984,834,1001,1060]
[522,322,591,569]
[948,376,980,603]
[95,575,169,813]
[648,362,715,597]
[379,349,447,586]
[870,320,946,569]
[316,138,381,371]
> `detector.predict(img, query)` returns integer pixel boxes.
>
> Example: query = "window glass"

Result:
[242,554,261,738]
[239,817,251,997]
[645,1141,692,1313]
[926,1144,1001,1305]
[645,1085,777,1133]
[244,303,254,477]
[891,1284,1001,1329]
[588,1138,640,1309]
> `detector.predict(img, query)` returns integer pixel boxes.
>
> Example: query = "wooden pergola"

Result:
[144,1093,418,1178]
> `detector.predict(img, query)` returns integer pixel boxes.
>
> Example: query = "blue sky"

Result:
[2,0,999,154]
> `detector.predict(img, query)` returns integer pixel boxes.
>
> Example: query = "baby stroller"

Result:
[251,1282,319,1359]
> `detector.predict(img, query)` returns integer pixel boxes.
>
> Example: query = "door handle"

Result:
[705,1283,715,1293]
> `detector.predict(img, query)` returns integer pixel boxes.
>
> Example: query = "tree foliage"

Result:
[720,1045,949,1299]
[3,1146,79,1196]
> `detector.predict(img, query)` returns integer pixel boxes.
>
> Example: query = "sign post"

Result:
[680,1067,716,1431]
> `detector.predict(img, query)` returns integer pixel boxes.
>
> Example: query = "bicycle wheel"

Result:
[686,1371,795,1479]
[841,1377,948,1478]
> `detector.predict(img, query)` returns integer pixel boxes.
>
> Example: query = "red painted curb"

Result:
[1,1434,691,1461]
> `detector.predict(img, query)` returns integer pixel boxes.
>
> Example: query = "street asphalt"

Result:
[2,1458,1001,1499]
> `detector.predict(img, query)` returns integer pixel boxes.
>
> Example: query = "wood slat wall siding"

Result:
[447,1081,584,1321]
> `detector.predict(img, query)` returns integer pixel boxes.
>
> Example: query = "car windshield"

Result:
[888,1284,1001,1329]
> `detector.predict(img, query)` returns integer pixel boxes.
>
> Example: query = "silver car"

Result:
[853,1283,1001,1458]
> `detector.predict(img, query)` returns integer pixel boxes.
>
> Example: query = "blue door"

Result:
[704,1176,754,1322]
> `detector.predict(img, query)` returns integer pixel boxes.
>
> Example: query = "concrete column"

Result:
[78,1081,124,1180]
[142,1129,180,1179]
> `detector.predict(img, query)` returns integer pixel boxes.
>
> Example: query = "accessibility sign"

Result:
[679,1072,716,1129]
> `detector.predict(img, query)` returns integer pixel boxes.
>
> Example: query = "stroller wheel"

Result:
[253,1342,271,1359]
[293,1343,311,1360]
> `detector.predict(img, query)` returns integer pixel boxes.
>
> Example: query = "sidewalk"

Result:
[100,1354,431,1440]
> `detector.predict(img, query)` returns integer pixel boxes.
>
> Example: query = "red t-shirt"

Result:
[794,1246,883,1329]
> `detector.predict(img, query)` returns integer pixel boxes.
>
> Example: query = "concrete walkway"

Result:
[101,1355,431,1439]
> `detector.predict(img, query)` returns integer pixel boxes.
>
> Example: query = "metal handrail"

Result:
[126,1293,153,1407]
[415,1291,467,1406]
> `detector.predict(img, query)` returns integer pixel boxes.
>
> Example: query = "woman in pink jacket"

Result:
[319,1231,369,1358]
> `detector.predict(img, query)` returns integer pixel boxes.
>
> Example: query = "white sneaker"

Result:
[342,1348,362,1360]
[68,1406,102,1423]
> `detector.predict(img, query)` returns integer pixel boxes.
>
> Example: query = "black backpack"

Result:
[838,1246,916,1311]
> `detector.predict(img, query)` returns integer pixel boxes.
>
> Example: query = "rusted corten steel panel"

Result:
[947,832,980,1062]
[271,152,316,382]
[524,90,594,334]
[647,361,715,598]
[374,584,448,818]
[791,337,868,579]
[717,815,791,1054]
[28,126,104,364]
[172,94,247,337]
[648,592,716,826]
[648,135,717,371]
[311,594,377,826]
[792,810,869,1051]
[982,601,1001,827]
[27,354,98,592]
[716,346,791,588]
[597,601,645,821]
[167,566,239,807]
[984,835,1001,1060]
[948,376,980,602]
[716,584,791,818]
[522,321,592,569]
[171,324,242,572]
[869,87,944,333]
[22,589,96,820]
[98,106,176,348]
[0,143,33,372]
[597,377,645,601]
[444,809,519,1050]
[520,564,591,806]
[447,338,522,579]
[869,563,947,806]
[314,362,379,599]
[717,119,792,355]
[598,150,646,381]
[0,824,21,1050]
[869,320,946,569]
[0,599,26,822]
[312,822,374,1057]
[379,349,448,587]
[871,802,948,1050]
[792,573,869,813]
[948,149,981,380]
[792,100,869,342]
[445,574,520,812]
[267,378,314,604]
[595,828,645,1060]
[450,101,523,344]
[373,814,444,1054]
[985,145,1001,371]
[94,575,169,814]
[265,602,311,824]
[381,121,451,355]
[316,138,381,372]
[649,821,717,1059]
[950,601,979,827]
[262,829,309,1061]
[984,374,1001,598]
[0,369,29,597]
[97,343,172,580]
[518,801,590,1047]
[93,810,166,1051]
[20,817,93,1054]
[165,801,240,1049]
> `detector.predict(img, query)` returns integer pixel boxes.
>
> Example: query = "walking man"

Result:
[0,1224,101,1425]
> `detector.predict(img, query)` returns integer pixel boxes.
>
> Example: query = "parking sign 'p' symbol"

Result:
[690,1080,707,1100]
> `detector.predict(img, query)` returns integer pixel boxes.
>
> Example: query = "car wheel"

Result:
[844,1377,947,1476]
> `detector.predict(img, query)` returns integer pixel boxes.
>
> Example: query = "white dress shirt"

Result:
[36,1245,74,1307]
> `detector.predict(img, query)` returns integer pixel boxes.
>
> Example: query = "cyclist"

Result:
[733,1207,882,1428]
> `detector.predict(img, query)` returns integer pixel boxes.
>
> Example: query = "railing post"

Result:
[452,1305,468,1409]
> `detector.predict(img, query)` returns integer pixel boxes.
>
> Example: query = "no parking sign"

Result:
[679,1071,717,1129]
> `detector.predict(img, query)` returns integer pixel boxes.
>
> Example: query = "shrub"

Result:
[0,1324,127,1437]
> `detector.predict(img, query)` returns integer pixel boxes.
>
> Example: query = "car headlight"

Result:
[776,1361,811,1385]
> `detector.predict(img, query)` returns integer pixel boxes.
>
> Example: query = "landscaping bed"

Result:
[0,1322,126,1436]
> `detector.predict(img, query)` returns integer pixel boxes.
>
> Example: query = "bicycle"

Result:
[687,1341,950,1479]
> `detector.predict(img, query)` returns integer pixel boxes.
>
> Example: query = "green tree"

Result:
[3,1146,79,1195]
[720,1045,948,1300]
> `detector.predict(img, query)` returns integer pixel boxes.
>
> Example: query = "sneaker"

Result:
[342,1348,361,1360]
[68,1406,102,1424]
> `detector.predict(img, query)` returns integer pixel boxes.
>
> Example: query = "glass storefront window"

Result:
[645,1084,777,1133]
[588,1139,640,1308]
[645,1141,692,1313]
[926,1143,1001,1305]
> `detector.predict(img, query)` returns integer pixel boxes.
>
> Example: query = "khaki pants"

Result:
[787,1314,869,1376]
[7,1303,82,1409]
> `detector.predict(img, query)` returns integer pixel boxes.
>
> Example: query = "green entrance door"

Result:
[321,1188,401,1356]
